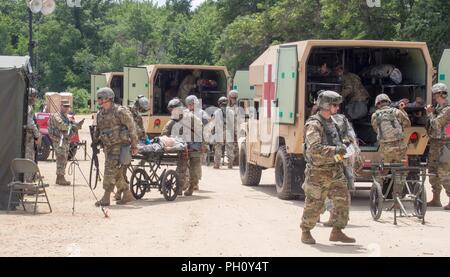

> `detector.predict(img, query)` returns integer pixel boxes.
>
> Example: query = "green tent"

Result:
[0,56,31,210]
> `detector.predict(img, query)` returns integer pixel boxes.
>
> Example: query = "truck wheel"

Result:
[239,142,262,186]
[275,146,302,200]
[37,143,51,161]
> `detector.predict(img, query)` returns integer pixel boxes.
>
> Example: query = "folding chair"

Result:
[7,159,52,214]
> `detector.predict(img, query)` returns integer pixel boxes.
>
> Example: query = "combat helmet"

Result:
[375,93,391,106]
[228,90,238,99]
[167,98,183,111]
[97,87,115,100]
[218,96,228,107]
[317,90,342,110]
[185,95,199,106]
[432,83,448,95]
[135,96,150,112]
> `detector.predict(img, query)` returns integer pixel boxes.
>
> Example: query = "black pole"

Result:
[28,8,33,67]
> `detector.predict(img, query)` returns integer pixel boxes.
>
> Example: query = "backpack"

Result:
[375,108,403,143]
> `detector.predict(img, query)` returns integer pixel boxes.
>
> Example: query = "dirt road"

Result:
[0,115,449,257]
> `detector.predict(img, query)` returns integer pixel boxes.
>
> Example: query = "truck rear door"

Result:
[90,74,107,112]
[274,45,298,125]
[124,66,149,106]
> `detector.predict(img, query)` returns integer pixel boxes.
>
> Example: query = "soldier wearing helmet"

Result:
[227,90,240,167]
[127,95,150,141]
[162,98,204,196]
[94,87,138,206]
[212,96,236,169]
[300,90,355,245]
[24,88,41,182]
[371,93,410,205]
[425,83,450,209]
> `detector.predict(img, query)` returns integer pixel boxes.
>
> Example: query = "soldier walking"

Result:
[213,96,236,169]
[426,83,450,209]
[162,98,204,196]
[94,88,138,206]
[371,93,411,204]
[300,90,355,244]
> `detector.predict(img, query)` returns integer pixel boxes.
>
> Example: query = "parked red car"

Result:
[35,112,80,161]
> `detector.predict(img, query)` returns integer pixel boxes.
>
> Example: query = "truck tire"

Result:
[275,146,305,200]
[239,142,262,186]
[37,143,51,161]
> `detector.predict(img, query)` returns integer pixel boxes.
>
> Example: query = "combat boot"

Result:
[427,191,442,207]
[213,163,220,169]
[117,189,135,205]
[444,198,450,210]
[301,231,316,245]
[184,185,194,196]
[114,189,123,201]
[329,227,356,243]
[193,184,199,191]
[95,191,111,207]
[56,174,71,186]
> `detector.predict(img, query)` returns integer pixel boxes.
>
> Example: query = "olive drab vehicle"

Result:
[439,49,450,102]
[239,40,433,200]
[123,64,230,136]
[91,65,230,135]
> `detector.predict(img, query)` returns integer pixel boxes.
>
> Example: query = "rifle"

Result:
[89,125,101,189]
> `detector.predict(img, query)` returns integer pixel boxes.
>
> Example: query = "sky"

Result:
[154,0,206,9]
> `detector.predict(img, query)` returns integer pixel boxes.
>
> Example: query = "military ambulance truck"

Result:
[123,65,230,136]
[239,40,433,200]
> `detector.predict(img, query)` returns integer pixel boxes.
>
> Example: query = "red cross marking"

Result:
[263,64,276,117]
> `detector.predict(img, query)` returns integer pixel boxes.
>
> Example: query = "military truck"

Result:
[239,40,433,200]
[122,65,230,136]
[90,72,124,112]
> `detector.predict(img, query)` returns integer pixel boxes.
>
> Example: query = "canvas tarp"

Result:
[0,58,29,210]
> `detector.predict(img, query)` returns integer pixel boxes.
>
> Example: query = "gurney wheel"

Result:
[162,169,179,201]
[413,182,427,219]
[130,168,148,200]
[370,181,383,220]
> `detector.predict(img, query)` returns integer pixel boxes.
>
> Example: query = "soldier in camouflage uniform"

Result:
[25,88,41,182]
[127,96,150,141]
[186,95,209,190]
[213,96,236,169]
[48,101,82,186]
[300,90,355,244]
[426,83,450,209]
[371,94,411,200]
[162,98,204,196]
[227,90,240,167]
[94,87,138,206]
[335,65,370,120]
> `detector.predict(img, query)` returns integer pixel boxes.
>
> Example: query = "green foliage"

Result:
[0,0,449,112]
[67,87,90,114]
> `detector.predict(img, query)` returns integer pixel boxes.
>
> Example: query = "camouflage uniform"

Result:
[127,106,146,140]
[427,100,450,198]
[213,106,236,168]
[96,104,138,194]
[340,72,370,120]
[371,105,411,196]
[48,112,74,179]
[162,110,203,195]
[300,114,350,232]
[25,105,40,182]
